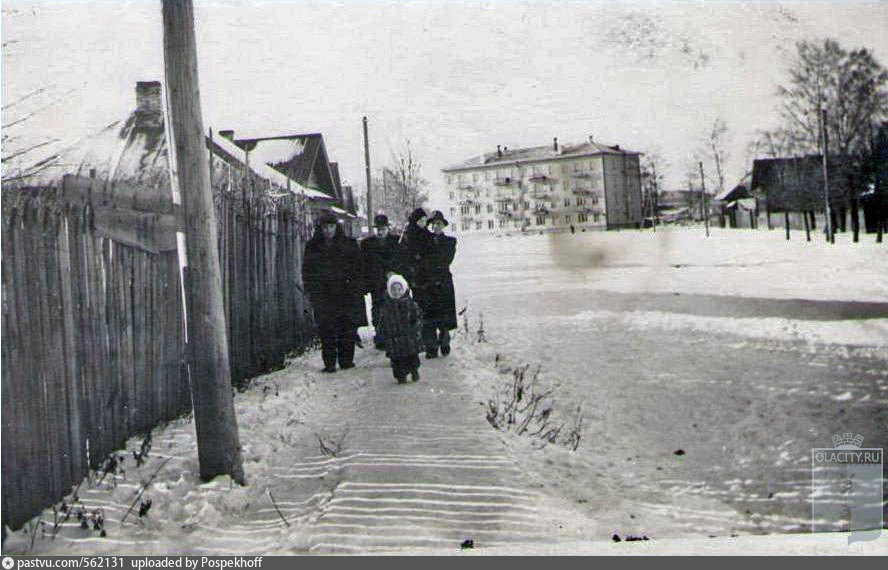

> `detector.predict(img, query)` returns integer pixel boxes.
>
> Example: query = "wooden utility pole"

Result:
[698,161,709,237]
[363,116,373,225]
[382,168,388,214]
[161,0,245,484]
[821,108,833,244]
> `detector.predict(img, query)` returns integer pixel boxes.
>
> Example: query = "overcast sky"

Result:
[3,1,888,210]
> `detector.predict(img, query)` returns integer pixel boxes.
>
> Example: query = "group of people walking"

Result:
[301,207,457,384]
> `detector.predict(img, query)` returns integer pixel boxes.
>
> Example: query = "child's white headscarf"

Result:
[386,274,409,298]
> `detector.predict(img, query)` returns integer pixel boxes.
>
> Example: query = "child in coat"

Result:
[380,274,423,383]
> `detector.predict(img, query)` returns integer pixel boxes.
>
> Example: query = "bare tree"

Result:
[700,117,731,194]
[778,38,887,156]
[1,6,90,185]
[776,38,888,241]
[640,150,667,224]
[377,139,429,223]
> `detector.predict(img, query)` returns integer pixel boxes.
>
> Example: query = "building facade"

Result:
[442,137,643,233]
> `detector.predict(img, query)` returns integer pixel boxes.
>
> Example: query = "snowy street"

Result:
[4,227,887,554]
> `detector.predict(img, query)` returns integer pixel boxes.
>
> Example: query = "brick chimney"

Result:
[219,130,235,141]
[497,145,502,158]
[553,137,558,152]
[134,81,163,128]
[588,134,594,144]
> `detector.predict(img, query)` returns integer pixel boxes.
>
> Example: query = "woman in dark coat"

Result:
[397,207,430,294]
[302,211,366,372]
[418,210,457,358]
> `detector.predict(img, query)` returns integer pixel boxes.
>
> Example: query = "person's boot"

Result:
[338,333,356,369]
[411,369,420,382]
[439,330,451,356]
[321,346,337,373]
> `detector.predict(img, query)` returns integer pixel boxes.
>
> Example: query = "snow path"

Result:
[299,346,577,553]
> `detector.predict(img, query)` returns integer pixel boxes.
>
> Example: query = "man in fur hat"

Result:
[302,211,365,372]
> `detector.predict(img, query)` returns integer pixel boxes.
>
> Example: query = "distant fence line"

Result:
[2,169,315,532]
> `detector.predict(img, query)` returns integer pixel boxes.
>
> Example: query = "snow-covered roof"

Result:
[243,138,307,167]
[728,198,757,210]
[715,173,752,202]
[212,135,331,201]
[443,140,641,172]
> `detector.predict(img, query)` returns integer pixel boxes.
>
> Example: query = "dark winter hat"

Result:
[408,207,428,223]
[427,210,449,226]
[373,214,390,227]
[318,211,337,225]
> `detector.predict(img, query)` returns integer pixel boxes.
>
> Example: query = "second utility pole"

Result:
[698,161,710,238]
[363,116,372,226]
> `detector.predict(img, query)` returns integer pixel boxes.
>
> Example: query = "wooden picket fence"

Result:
[1,171,314,532]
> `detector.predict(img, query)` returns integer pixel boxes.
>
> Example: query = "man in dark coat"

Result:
[302,211,366,372]
[360,214,401,350]
[417,210,457,358]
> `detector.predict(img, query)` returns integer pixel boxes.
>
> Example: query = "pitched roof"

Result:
[233,133,325,186]
[25,112,168,187]
[714,172,752,202]
[211,135,331,200]
[443,140,641,172]
[22,108,330,201]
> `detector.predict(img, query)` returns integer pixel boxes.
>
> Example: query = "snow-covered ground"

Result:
[452,227,887,543]
[4,227,887,555]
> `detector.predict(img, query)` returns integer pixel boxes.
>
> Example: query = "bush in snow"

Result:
[486,363,584,450]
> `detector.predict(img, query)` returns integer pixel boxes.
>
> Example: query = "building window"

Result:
[475,205,481,214]
[576,197,586,206]
[484,170,491,181]
[499,219,506,228]
[565,215,572,223]
[476,221,482,230]
[462,222,470,231]
[578,213,588,223]
[450,207,456,217]
[473,172,480,182]
[449,191,454,200]
[487,204,493,213]
[535,216,546,226]
[564,198,571,207]
[593,213,600,222]
[488,220,494,229]
[523,201,530,209]
[446,174,452,184]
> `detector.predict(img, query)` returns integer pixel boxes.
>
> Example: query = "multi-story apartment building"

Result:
[442,136,643,233]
